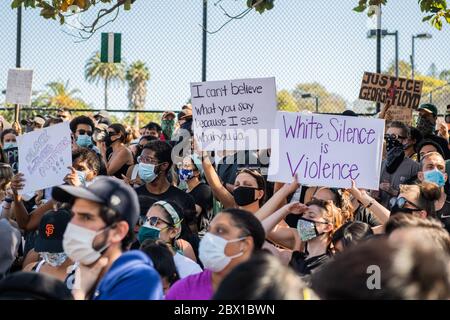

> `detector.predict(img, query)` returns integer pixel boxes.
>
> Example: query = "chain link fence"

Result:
[0,1,449,124]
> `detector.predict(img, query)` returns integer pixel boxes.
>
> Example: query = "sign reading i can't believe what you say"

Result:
[190,77,277,151]
[268,112,385,190]
[359,72,423,109]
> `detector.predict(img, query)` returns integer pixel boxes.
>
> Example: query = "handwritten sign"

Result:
[5,69,33,106]
[268,112,385,190]
[190,77,277,151]
[5,147,19,174]
[359,72,423,109]
[385,106,413,125]
[17,122,72,194]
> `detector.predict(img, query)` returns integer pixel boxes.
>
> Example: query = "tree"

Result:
[11,1,275,38]
[292,83,347,113]
[428,63,438,78]
[85,51,125,109]
[439,69,450,82]
[277,90,298,112]
[32,80,90,110]
[354,0,450,30]
[126,61,150,127]
[386,60,413,78]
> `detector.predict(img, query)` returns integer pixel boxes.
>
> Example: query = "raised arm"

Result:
[348,180,391,225]
[255,175,299,221]
[201,154,236,209]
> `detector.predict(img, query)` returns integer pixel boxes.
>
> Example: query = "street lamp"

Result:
[300,93,319,113]
[411,33,432,80]
[367,29,399,78]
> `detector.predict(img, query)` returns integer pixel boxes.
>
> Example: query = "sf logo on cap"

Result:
[46,224,55,237]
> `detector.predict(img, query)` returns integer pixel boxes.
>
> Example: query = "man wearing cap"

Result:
[52,176,163,300]
[416,103,450,159]
[21,115,45,132]
[23,209,73,283]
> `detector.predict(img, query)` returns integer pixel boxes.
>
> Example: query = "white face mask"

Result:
[199,232,246,272]
[63,222,110,265]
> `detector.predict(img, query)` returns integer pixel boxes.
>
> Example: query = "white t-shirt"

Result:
[173,252,202,278]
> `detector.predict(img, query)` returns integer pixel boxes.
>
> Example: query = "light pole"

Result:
[411,33,432,80]
[202,0,207,82]
[301,94,319,113]
[367,29,399,78]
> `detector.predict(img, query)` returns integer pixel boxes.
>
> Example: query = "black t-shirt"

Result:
[188,183,213,231]
[437,200,450,234]
[289,251,330,276]
[134,185,197,227]
[354,205,381,227]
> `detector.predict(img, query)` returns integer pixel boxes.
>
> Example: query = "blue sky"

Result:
[0,0,449,112]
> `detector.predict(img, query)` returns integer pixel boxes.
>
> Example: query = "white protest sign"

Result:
[268,112,385,190]
[5,69,33,106]
[17,122,72,194]
[190,77,277,151]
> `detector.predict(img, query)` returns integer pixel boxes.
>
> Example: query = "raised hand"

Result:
[64,167,81,186]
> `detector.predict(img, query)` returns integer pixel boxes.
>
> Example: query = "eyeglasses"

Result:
[145,216,172,227]
[389,196,424,214]
[384,133,406,140]
[137,156,160,165]
[77,129,93,136]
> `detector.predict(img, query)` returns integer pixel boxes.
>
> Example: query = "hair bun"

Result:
[420,181,441,202]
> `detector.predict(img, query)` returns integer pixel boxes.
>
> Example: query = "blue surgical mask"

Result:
[76,170,87,186]
[179,169,194,182]
[423,169,446,187]
[3,142,17,150]
[138,163,158,183]
[76,135,92,148]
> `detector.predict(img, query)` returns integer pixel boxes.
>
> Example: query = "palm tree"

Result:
[126,61,150,127]
[32,80,88,109]
[85,51,125,109]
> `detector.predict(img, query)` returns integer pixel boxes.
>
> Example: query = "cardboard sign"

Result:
[359,72,423,109]
[190,77,277,151]
[268,112,385,190]
[5,69,33,106]
[17,122,72,194]
[385,106,413,126]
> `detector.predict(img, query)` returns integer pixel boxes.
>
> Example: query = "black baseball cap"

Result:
[34,209,71,253]
[51,176,140,228]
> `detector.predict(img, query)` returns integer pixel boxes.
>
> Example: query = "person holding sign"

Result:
[257,199,343,275]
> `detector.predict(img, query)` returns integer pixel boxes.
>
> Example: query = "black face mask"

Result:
[385,135,403,153]
[104,135,114,147]
[416,116,435,136]
[233,186,258,206]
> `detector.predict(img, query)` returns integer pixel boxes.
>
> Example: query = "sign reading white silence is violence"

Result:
[268,112,385,190]
[190,77,277,151]
[17,121,72,195]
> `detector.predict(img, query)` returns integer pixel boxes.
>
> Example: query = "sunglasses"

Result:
[384,133,406,140]
[77,129,93,136]
[389,196,423,215]
[145,216,172,227]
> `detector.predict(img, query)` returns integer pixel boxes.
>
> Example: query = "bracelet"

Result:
[365,200,374,209]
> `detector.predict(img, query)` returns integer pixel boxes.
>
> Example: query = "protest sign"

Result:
[5,69,33,106]
[17,122,72,194]
[5,147,19,174]
[385,106,413,126]
[268,112,385,190]
[359,72,423,109]
[190,77,277,151]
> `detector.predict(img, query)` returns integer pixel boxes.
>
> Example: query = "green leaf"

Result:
[422,14,434,21]
[353,4,367,12]
[11,0,22,9]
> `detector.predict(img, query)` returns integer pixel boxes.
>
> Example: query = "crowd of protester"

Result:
[0,102,449,300]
